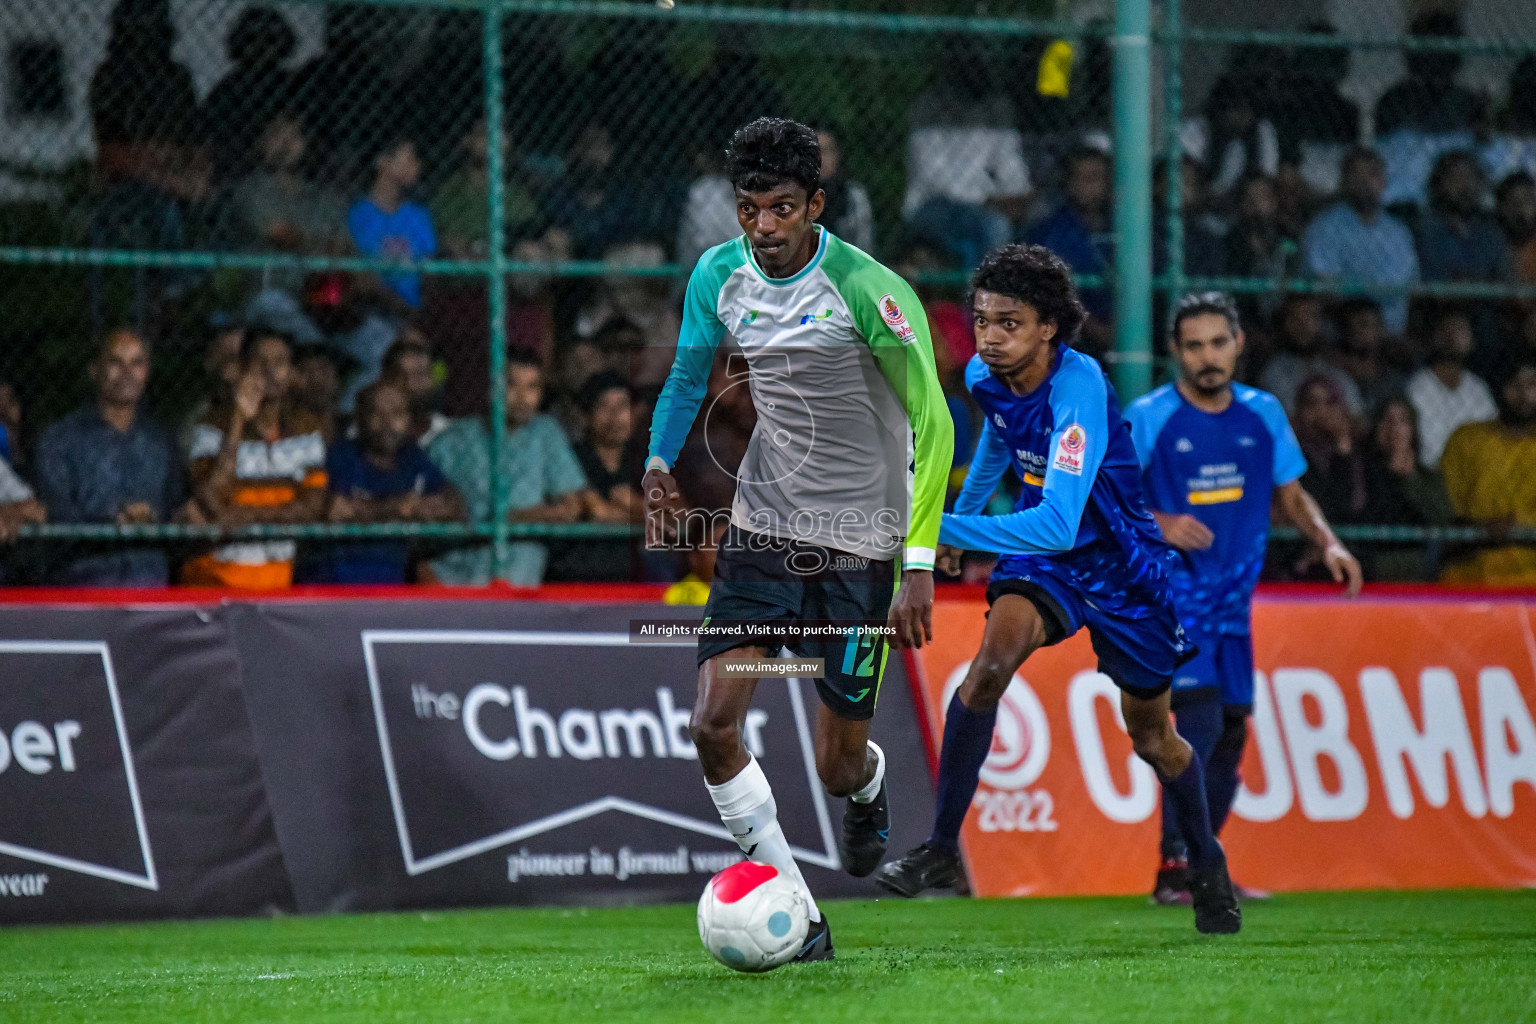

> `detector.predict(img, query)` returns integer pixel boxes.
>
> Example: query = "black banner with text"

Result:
[0,599,934,921]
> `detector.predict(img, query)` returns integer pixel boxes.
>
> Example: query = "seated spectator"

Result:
[181,317,246,451]
[234,114,349,262]
[1259,293,1364,419]
[0,455,45,543]
[1153,157,1226,279]
[1373,12,1487,139]
[289,343,349,445]
[549,373,640,583]
[1024,146,1114,354]
[203,5,296,183]
[182,330,328,589]
[435,118,539,261]
[322,380,464,584]
[34,328,185,586]
[1301,147,1419,337]
[428,351,586,586]
[572,373,640,526]
[348,134,436,310]
[1331,298,1406,417]
[551,334,618,440]
[1294,375,1368,527]
[1180,79,1280,210]
[1405,306,1498,467]
[1414,151,1505,283]
[817,129,875,254]
[1496,171,1536,284]
[1224,173,1297,333]
[381,335,450,448]
[1439,358,1536,585]
[541,124,659,259]
[902,45,1030,271]
[1360,397,1454,581]
[1268,23,1360,197]
[574,242,682,390]
[89,0,201,190]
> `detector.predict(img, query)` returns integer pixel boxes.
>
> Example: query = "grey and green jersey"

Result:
[648,228,952,569]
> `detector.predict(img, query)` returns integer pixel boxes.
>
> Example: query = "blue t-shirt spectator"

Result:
[347,198,437,308]
[324,437,450,583]
[1301,201,1419,335]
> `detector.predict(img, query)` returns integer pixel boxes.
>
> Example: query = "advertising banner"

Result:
[225,600,935,912]
[913,597,1536,896]
[0,607,292,923]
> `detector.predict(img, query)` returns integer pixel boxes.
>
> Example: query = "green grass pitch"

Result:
[1,891,1531,1023]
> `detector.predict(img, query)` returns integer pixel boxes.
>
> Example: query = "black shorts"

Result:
[698,525,897,721]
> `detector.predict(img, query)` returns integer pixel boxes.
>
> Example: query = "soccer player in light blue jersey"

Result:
[877,246,1241,934]
[1127,292,1362,905]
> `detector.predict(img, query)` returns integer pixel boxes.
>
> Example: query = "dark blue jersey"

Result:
[943,348,1176,616]
[1126,382,1307,636]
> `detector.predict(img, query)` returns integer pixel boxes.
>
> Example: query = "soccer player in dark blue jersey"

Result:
[1126,292,1362,905]
[876,246,1241,934]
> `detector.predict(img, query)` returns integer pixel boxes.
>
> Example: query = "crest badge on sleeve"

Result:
[879,293,918,345]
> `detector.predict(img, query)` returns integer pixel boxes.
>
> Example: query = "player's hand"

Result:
[888,568,934,649]
[642,467,684,547]
[1154,512,1215,551]
[1323,540,1363,598]
[935,544,963,576]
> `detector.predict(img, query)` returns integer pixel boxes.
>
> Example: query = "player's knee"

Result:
[960,658,1013,710]
[1128,717,1183,773]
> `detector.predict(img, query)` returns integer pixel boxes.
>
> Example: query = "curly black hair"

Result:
[969,244,1087,344]
[724,118,821,196]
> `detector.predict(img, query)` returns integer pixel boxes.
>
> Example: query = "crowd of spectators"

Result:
[3,2,1536,587]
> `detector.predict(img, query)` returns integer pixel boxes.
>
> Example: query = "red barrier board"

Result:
[913,596,1536,895]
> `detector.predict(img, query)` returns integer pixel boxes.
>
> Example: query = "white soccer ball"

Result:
[697,861,809,972]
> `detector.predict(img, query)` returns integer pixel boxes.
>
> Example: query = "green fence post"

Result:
[1161,0,1183,358]
[484,0,511,581]
[1112,0,1153,400]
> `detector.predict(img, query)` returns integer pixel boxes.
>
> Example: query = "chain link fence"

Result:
[0,0,1531,587]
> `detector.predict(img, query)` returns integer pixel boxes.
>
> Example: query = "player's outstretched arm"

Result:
[940,362,1106,556]
[1274,479,1363,597]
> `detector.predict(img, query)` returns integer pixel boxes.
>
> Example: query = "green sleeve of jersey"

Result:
[828,247,953,570]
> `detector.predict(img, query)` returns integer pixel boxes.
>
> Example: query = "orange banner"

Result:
[913,596,1536,895]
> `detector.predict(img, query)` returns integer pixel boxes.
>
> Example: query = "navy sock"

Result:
[1157,748,1219,871]
[1205,710,1249,836]
[1160,700,1222,858]
[927,693,998,850]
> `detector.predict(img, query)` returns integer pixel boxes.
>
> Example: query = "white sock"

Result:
[706,755,821,923]
[849,741,886,804]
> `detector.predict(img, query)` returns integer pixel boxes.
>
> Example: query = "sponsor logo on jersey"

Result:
[1052,424,1086,475]
[740,310,760,326]
[994,414,1006,428]
[1175,437,1194,453]
[878,293,918,344]
[798,308,834,326]
[1238,435,1256,446]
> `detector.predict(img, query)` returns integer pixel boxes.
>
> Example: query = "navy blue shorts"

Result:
[1171,630,1255,710]
[986,554,1194,700]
